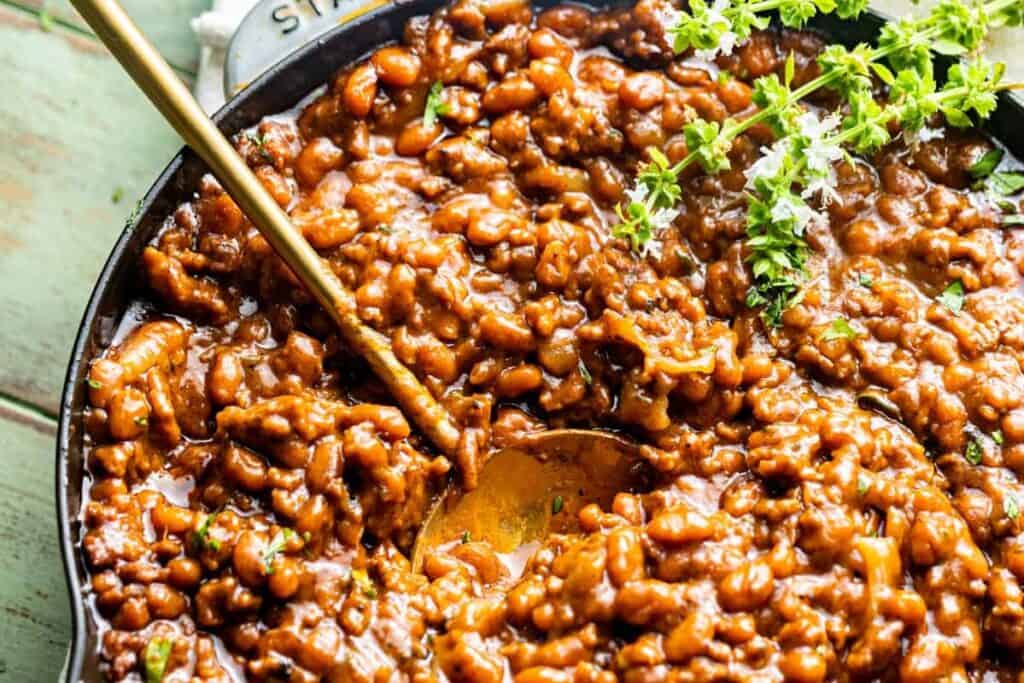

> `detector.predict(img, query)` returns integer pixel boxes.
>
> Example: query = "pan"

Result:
[55,1,1024,680]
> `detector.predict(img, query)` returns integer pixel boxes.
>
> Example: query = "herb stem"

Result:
[669,0,1014,178]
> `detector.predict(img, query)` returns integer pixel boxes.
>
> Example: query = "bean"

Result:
[482,74,540,114]
[371,46,421,88]
[344,63,378,118]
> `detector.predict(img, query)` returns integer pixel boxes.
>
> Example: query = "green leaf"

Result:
[993,429,1005,445]
[780,0,817,28]
[937,280,965,314]
[578,360,593,385]
[785,51,796,87]
[817,44,873,99]
[965,436,984,465]
[969,148,1003,179]
[1002,214,1024,227]
[38,9,55,32]
[821,318,860,342]
[858,273,874,289]
[989,172,1024,196]
[932,0,989,54]
[931,38,967,55]
[1006,495,1020,521]
[941,106,972,129]
[351,568,377,598]
[857,474,870,495]
[191,511,221,552]
[262,529,294,575]
[637,149,682,209]
[143,637,172,683]
[552,495,564,514]
[423,81,450,128]
[684,119,731,173]
[835,0,869,19]
[111,187,125,204]
[871,62,896,86]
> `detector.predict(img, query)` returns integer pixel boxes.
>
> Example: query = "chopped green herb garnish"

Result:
[460,530,470,544]
[578,360,592,385]
[143,637,172,683]
[717,70,732,86]
[191,512,221,552]
[87,378,103,390]
[989,171,1024,196]
[969,148,1003,179]
[858,273,874,289]
[821,318,860,342]
[39,9,55,32]
[552,495,564,515]
[965,436,984,465]
[993,429,1005,445]
[134,416,149,427]
[126,199,144,227]
[263,529,294,575]
[1002,214,1024,227]
[937,280,965,314]
[245,132,274,164]
[423,81,450,128]
[857,475,870,495]
[1006,494,1020,520]
[377,224,393,234]
[111,186,125,204]
[351,568,377,598]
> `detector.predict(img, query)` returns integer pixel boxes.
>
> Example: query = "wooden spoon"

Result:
[73,2,650,567]
[411,430,650,575]
[69,0,461,456]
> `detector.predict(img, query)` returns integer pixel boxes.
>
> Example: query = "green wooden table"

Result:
[0,2,206,678]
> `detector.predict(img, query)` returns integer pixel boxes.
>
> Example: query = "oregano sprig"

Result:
[613,0,1019,326]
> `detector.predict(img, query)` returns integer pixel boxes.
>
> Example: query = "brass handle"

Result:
[70,0,462,456]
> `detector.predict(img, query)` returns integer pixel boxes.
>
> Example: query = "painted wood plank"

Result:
[871,0,1024,80]
[0,402,69,681]
[3,0,209,74]
[0,5,186,415]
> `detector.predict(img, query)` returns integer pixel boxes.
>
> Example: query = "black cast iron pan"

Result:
[55,1,1024,680]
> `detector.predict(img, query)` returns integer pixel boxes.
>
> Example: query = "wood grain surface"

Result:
[0,1,200,678]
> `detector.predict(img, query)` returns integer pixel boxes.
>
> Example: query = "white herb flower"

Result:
[771,194,821,233]
[906,125,943,149]
[745,140,791,188]
[657,6,683,36]
[799,113,842,173]
[695,0,738,61]
[802,174,841,206]
[650,207,678,232]
[625,183,649,205]
[796,111,839,141]
[640,238,664,259]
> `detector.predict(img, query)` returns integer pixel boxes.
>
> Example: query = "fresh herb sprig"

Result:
[666,0,870,62]
[744,57,1010,323]
[614,0,1020,325]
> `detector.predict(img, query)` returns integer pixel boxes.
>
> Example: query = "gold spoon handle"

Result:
[70,0,462,456]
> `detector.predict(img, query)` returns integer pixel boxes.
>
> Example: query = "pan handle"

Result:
[223,0,389,99]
